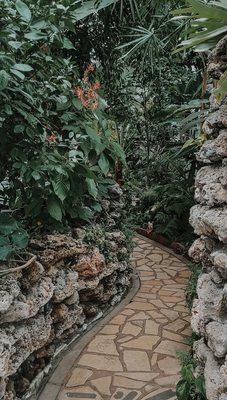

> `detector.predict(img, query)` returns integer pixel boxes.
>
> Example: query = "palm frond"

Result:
[172,0,227,53]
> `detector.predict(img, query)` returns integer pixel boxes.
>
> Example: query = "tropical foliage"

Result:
[90,0,204,245]
[0,0,125,245]
[177,351,206,400]
[173,0,227,53]
[173,0,227,100]
[0,0,225,253]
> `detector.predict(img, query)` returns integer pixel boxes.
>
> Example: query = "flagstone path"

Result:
[39,235,192,400]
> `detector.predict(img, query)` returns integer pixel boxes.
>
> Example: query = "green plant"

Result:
[135,151,195,244]
[176,351,207,400]
[173,0,227,53]
[0,0,124,230]
[84,223,133,262]
[0,213,28,261]
[84,225,115,262]
[186,262,203,309]
[173,0,227,98]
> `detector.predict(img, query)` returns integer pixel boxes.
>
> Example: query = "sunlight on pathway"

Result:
[51,235,192,400]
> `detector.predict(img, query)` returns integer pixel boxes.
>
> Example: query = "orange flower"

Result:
[92,80,101,90]
[48,133,57,142]
[74,65,100,111]
[91,101,98,111]
[81,98,89,108]
[75,86,84,99]
[87,89,96,100]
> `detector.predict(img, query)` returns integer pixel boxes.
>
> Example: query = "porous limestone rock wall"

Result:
[0,186,132,400]
[189,36,227,400]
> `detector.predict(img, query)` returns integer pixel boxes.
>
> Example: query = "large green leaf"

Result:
[15,0,31,22]
[25,198,42,217]
[98,153,110,175]
[0,236,10,246]
[12,63,33,72]
[112,142,126,163]
[63,37,75,49]
[0,70,10,90]
[24,31,46,41]
[173,0,227,53]
[47,196,63,221]
[86,178,98,198]
[85,125,101,143]
[72,97,83,110]
[176,379,189,398]
[77,206,94,221]
[52,177,70,202]
[11,229,29,249]
[73,0,119,21]
[0,246,13,261]
[0,214,18,235]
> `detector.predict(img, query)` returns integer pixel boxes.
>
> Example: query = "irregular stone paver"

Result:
[52,235,192,400]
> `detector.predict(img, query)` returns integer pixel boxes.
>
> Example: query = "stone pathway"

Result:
[40,235,192,400]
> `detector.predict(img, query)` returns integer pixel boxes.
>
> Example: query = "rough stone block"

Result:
[212,248,227,279]
[197,130,227,163]
[0,314,52,378]
[195,165,227,206]
[190,205,227,243]
[206,322,227,358]
[191,273,226,335]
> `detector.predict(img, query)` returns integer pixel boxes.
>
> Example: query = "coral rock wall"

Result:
[0,187,132,400]
[189,36,227,400]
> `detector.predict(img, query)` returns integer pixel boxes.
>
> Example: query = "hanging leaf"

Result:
[25,31,46,41]
[98,153,110,175]
[0,245,13,261]
[11,69,25,80]
[51,177,70,202]
[11,229,29,249]
[72,97,83,110]
[47,196,63,221]
[112,142,126,163]
[86,178,98,198]
[12,63,33,72]
[25,198,42,217]
[91,202,102,212]
[63,37,75,49]
[77,206,94,221]
[0,70,10,90]
[15,0,31,22]
[173,0,227,53]
[0,236,10,246]
[73,0,119,21]
[0,214,18,235]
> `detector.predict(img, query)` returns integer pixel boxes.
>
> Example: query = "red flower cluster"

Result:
[74,64,101,111]
[48,133,57,143]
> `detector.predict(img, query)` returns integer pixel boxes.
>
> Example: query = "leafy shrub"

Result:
[186,262,203,310]
[84,222,133,263]
[176,351,207,400]
[0,0,124,230]
[0,213,28,261]
[173,0,227,53]
[124,152,195,245]
[173,0,227,100]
